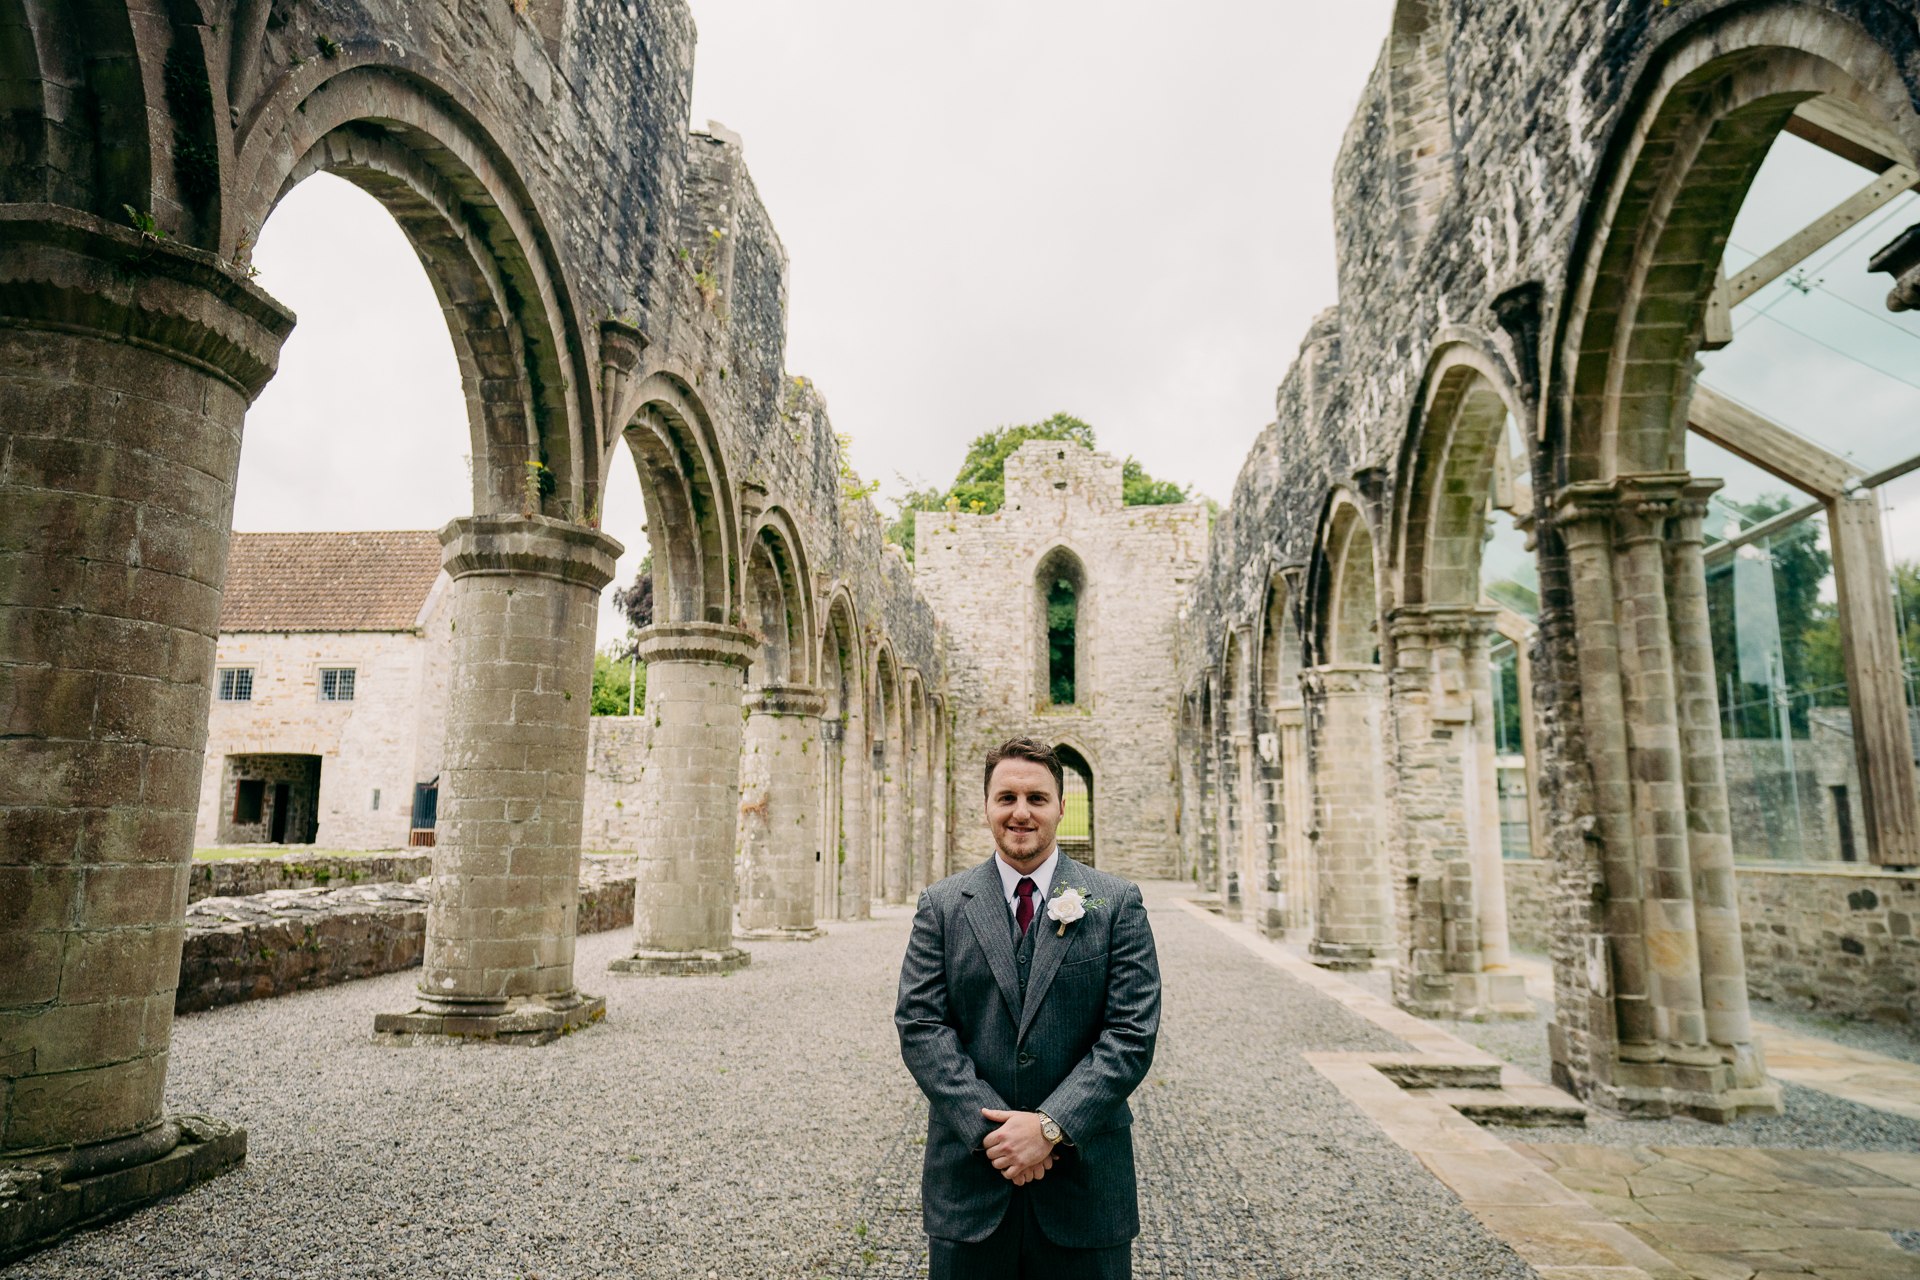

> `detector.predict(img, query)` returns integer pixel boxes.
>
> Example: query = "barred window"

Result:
[217,668,253,702]
[320,668,356,702]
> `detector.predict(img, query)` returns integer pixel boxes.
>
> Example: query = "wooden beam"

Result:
[1829,492,1920,866]
[1726,165,1918,306]
[1687,385,1859,500]
[1788,97,1913,172]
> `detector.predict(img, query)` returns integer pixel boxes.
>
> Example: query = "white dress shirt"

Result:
[994,847,1059,922]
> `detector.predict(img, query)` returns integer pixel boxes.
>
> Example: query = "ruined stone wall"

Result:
[1175,0,1920,1103]
[917,441,1205,881]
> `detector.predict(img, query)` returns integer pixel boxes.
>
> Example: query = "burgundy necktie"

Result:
[1015,877,1037,936]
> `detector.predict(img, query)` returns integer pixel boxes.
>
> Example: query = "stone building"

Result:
[195,531,454,852]
[915,440,1206,880]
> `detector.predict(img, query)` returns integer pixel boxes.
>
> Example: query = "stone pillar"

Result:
[611,622,757,975]
[838,699,870,920]
[1307,664,1392,968]
[1234,733,1258,921]
[1668,485,1769,1094]
[1275,707,1313,937]
[882,731,908,905]
[737,684,827,941]
[1385,608,1529,1020]
[911,721,933,894]
[375,516,620,1043]
[0,211,292,1248]
[1552,479,1779,1120]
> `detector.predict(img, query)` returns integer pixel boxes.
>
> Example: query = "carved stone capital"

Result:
[439,514,624,590]
[0,206,295,401]
[744,683,827,717]
[634,621,758,668]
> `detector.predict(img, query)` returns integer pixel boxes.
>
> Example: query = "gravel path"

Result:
[10,881,1537,1279]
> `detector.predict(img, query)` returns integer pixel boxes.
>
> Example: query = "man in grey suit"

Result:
[896,737,1161,1279]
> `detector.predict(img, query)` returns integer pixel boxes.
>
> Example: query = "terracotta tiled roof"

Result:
[220,531,444,633]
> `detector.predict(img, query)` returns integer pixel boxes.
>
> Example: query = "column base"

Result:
[1308,940,1382,971]
[1,1115,246,1265]
[1592,1060,1785,1122]
[1395,970,1537,1022]
[371,991,606,1046]
[735,926,825,943]
[609,946,751,976]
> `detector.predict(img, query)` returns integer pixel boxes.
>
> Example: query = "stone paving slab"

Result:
[1516,1143,1920,1280]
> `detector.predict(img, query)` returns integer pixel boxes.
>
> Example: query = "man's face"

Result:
[985,758,1062,865]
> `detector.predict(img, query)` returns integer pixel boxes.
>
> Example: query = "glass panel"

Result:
[1701,133,1920,477]
[1705,505,1853,861]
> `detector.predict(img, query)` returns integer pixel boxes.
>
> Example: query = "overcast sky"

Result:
[236,2,1398,647]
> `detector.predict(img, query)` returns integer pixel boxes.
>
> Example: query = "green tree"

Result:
[886,413,1194,558]
[592,645,645,716]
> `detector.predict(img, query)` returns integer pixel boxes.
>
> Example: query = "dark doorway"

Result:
[217,753,322,846]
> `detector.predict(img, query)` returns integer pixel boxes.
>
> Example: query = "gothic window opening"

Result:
[1048,577,1076,705]
[1036,547,1089,710]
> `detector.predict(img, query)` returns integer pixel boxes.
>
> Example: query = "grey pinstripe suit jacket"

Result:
[895,855,1161,1248]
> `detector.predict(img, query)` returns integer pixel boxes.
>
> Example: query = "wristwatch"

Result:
[1037,1112,1063,1145]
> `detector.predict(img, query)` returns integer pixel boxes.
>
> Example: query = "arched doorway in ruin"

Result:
[1257,571,1310,937]
[1305,489,1390,969]
[820,588,868,922]
[1052,740,1097,869]
[1388,344,1538,1020]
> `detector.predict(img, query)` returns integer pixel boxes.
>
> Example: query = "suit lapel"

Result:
[960,858,1022,1026]
[1017,857,1086,1045]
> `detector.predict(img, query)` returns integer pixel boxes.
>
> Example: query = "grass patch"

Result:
[1058,793,1090,840]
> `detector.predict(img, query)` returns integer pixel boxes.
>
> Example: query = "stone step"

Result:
[1425,1085,1588,1127]
[1368,1055,1503,1090]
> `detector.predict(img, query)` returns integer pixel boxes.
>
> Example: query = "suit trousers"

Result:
[927,1186,1131,1280]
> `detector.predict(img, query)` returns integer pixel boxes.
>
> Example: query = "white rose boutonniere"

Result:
[1045,886,1106,935]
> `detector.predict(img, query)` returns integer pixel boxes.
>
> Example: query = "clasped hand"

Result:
[981,1108,1056,1185]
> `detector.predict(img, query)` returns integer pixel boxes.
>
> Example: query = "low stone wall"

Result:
[1500,857,1920,1024]
[178,855,640,1014]
[1737,864,1920,1025]
[187,853,434,903]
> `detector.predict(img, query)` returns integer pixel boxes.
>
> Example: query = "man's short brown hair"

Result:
[983,737,1064,799]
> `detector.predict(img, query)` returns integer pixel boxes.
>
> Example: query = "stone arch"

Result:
[819,586,867,921]
[743,506,815,687]
[620,373,739,628]
[231,62,593,515]
[1259,571,1303,711]
[1031,541,1092,710]
[1558,5,1919,482]
[1396,343,1528,609]
[1314,490,1381,666]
